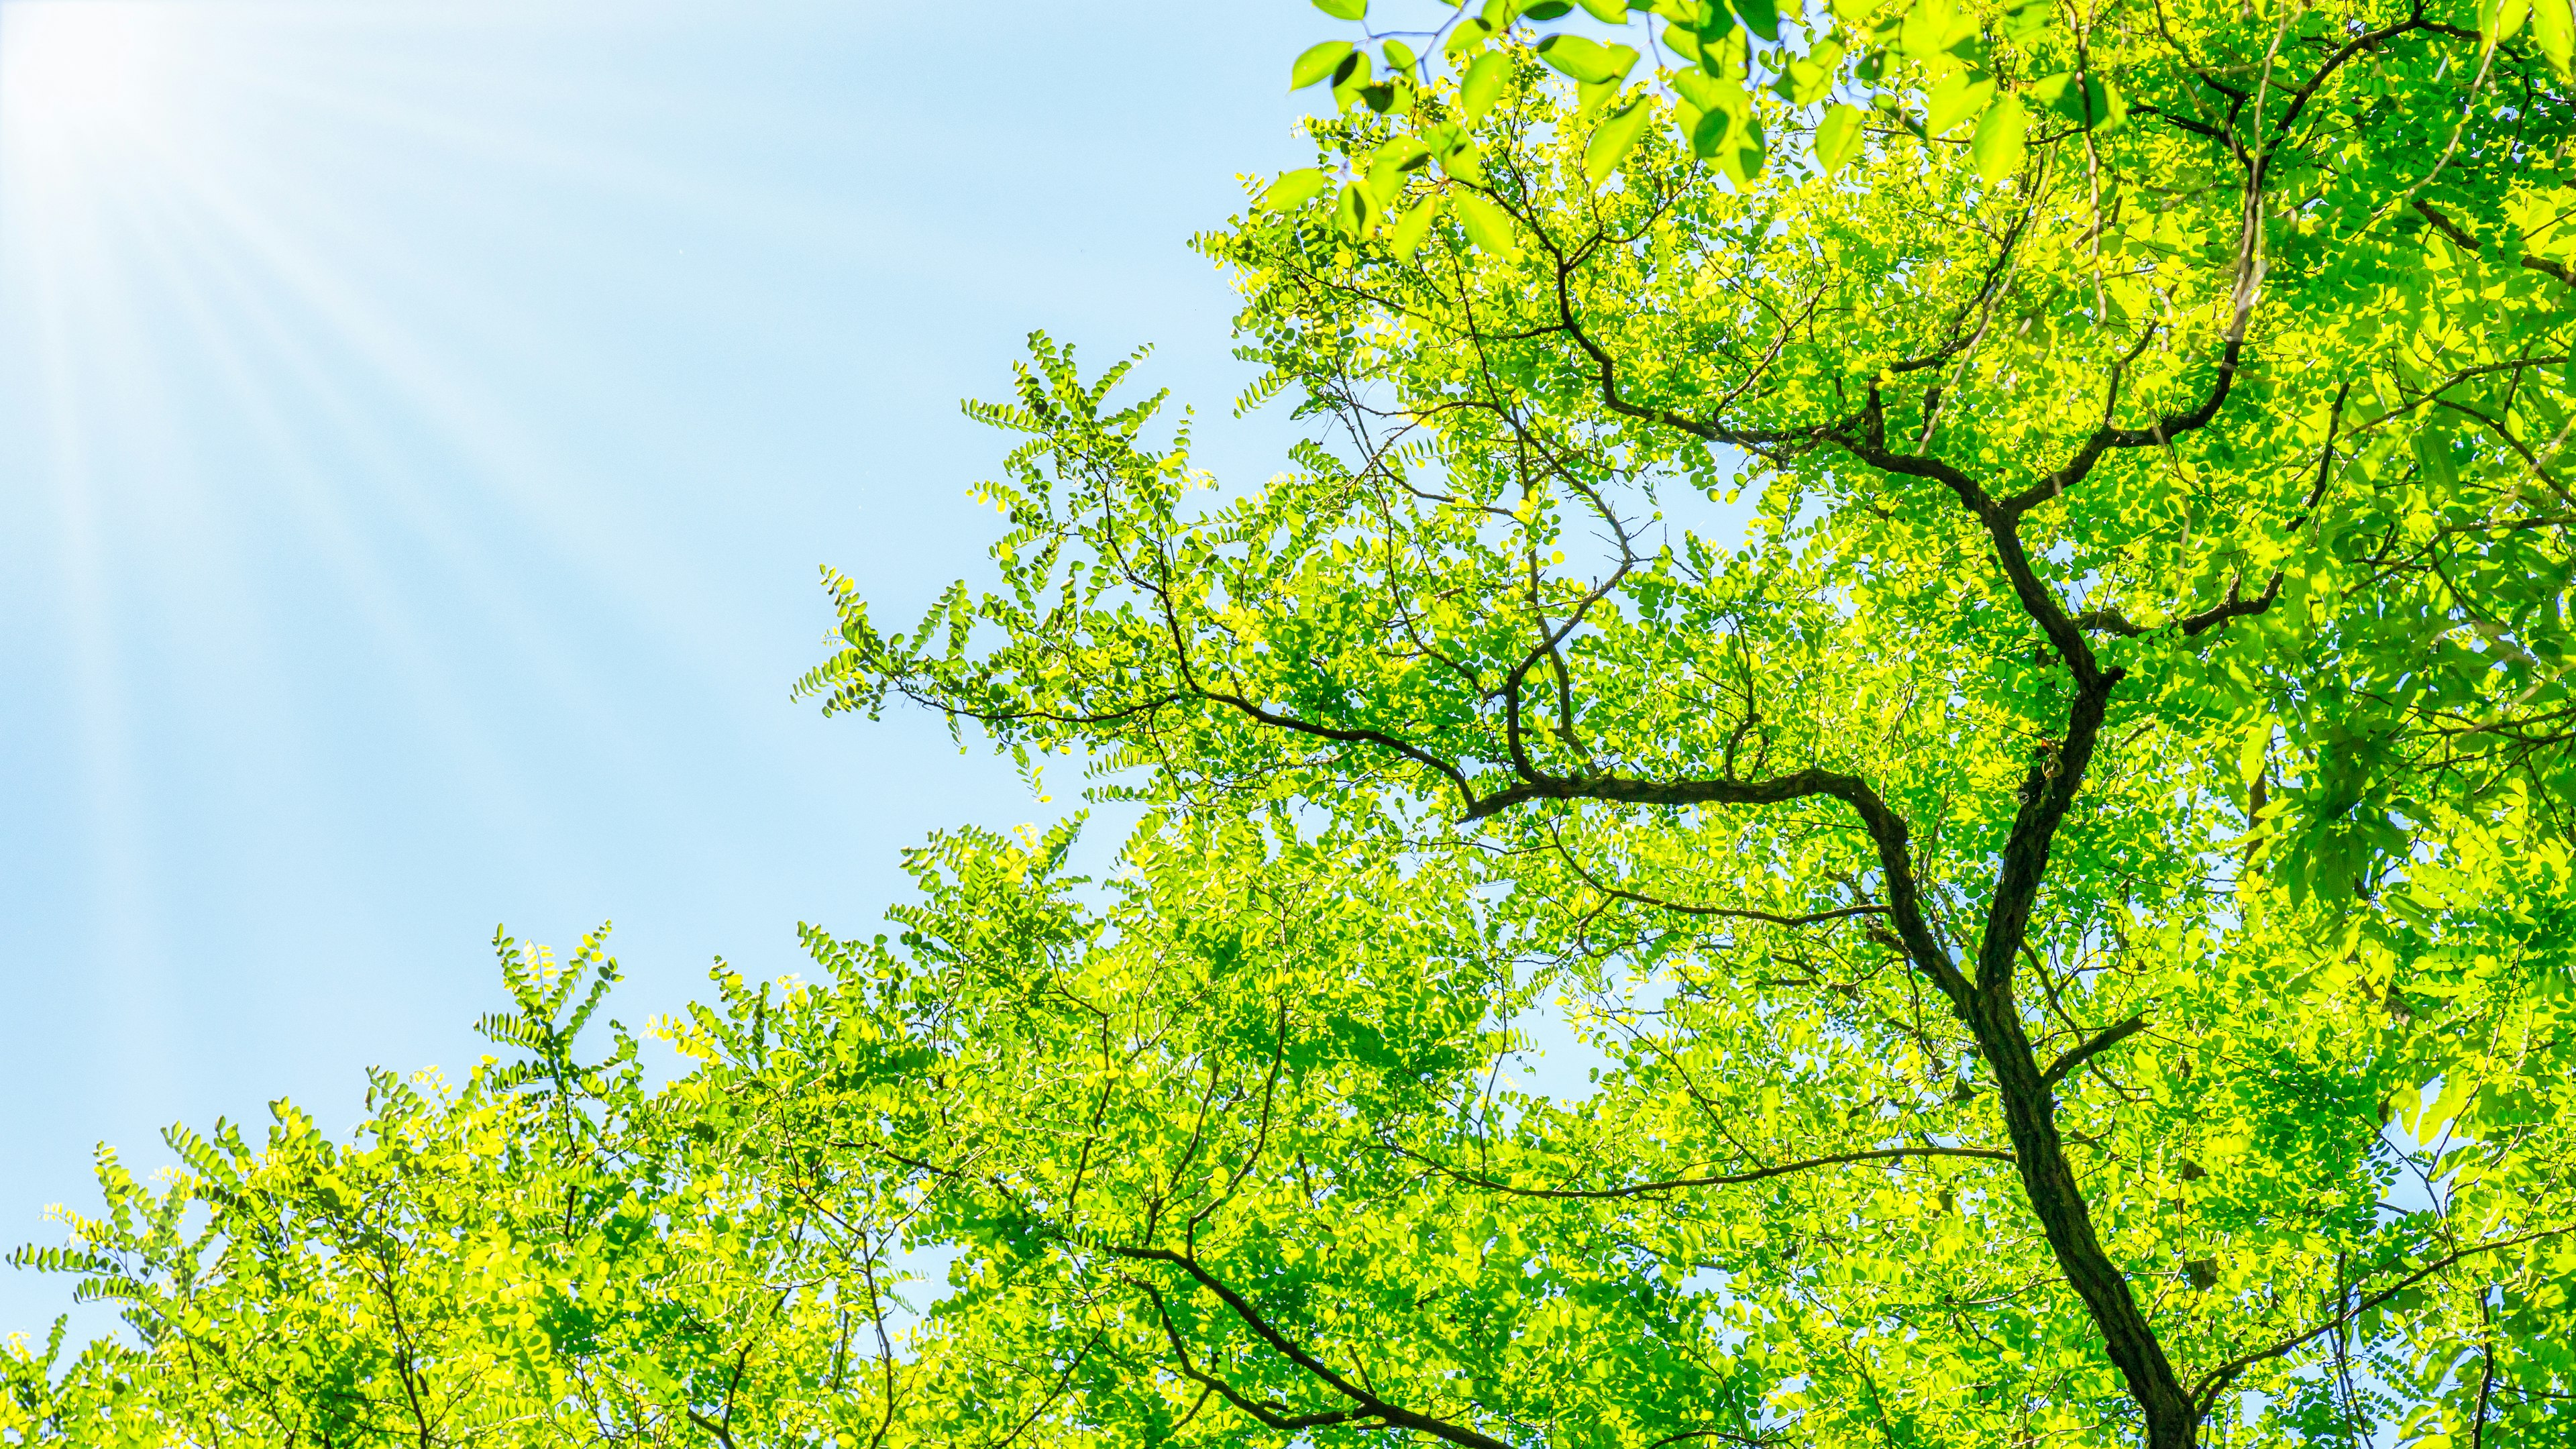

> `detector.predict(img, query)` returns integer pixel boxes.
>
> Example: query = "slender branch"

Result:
[1135,1281,1381,1434]
[2190,1227,2573,1411]
[1381,1140,2015,1200]
[1547,824,1889,926]
[1108,1246,1514,1449]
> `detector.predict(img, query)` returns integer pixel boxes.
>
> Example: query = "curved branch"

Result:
[1108,1246,1513,1449]
[1467,765,1972,1009]
[1134,1281,1381,1435]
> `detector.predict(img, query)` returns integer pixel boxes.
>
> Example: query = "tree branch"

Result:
[2043,1015,2150,1087]
[2190,1227,2573,1412]
[1108,1246,1514,1449]
[1381,1141,2015,1200]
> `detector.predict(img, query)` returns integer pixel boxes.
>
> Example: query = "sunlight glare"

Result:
[1,2,167,158]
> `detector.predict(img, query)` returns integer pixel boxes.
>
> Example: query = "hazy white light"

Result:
[1,2,166,150]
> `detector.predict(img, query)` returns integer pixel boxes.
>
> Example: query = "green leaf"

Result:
[1444,15,1501,55]
[1536,34,1642,85]
[1384,38,1417,70]
[1292,40,1358,90]
[1772,43,1843,103]
[1579,0,1633,17]
[1462,50,1510,121]
[1451,188,1521,258]
[1899,0,1962,58]
[1334,181,1379,237]
[1690,104,1736,158]
[2536,0,2574,72]
[2033,68,2125,129]
[2001,0,2053,42]
[1367,138,1436,199]
[1586,101,1654,182]
[1731,0,1781,43]
[1440,138,1489,182]
[2414,427,2461,489]
[1331,50,1376,109]
[1972,93,2025,180]
[2239,721,2271,790]
[1313,0,1368,18]
[2481,0,2531,46]
[1719,114,1766,182]
[1527,0,1578,16]
[1258,168,1335,211]
[1813,102,1865,172]
[1926,69,1995,135]
[1385,196,1442,258]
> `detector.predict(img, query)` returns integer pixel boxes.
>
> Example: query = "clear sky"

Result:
[0,0,1330,1338]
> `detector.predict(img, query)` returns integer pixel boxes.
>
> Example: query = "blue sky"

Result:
[0,0,1330,1337]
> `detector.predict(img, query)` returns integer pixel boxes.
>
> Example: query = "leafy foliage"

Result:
[14,1,2576,1446]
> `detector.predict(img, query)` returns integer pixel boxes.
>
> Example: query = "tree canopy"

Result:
[11,1,2576,1447]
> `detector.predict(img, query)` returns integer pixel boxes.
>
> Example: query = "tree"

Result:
[13,0,2576,1446]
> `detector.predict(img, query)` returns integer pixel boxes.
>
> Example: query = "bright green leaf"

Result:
[1385,195,1442,258]
[1450,188,1521,257]
[1258,168,1335,211]
[1462,50,1510,121]
[1536,34,1643,85]
[1586,100,1654,182]
[1291,40,1357,90]
[1972,92,2026,179]
[1927,69,1995,135]
[1813,101,1864,172]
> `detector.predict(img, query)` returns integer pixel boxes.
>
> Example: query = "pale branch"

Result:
[1380,1141,2016,1200]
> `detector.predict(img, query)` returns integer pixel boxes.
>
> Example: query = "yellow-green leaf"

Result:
[1536,34,1642,86]
[1586,101,1654,182]
[1259,168,1335,211]
[1386,196,1442,258]
[1972,93,2025,180]
[1292,40,1357,91]
[1813,103,1864,173]
[1927,70,1995,135]
[1452,189,1521,258]
[1462,50,1510,122]
[2536,0,2575,72]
